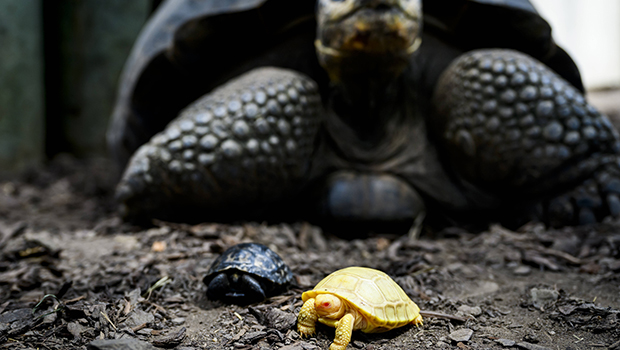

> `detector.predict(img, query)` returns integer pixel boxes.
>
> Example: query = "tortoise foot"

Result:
[297,324,316,338]
[297,298,318,338]
[545,158,620,227]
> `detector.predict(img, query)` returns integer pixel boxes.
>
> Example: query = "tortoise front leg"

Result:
[433,49,620,226]
[330,313,355,350]
[298,298,319,337]
[115,67,322,222]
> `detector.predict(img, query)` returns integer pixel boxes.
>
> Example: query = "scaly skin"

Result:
[297,298,318,337]
[330,313,355,350]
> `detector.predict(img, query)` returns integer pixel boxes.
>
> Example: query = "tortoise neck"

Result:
[326,50,411,119]
[336,73,400,112]
[323,69,424,164]
[330,72,406,143]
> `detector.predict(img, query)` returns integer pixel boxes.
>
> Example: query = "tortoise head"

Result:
[315,294,346,319]
[315,0,422,81]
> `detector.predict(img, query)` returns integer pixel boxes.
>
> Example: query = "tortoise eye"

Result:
[323,302,331,307]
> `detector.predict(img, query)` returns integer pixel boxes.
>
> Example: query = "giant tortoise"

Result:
[107,0,620,228]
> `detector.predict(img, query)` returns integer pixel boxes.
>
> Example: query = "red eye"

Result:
[323,302,330,307]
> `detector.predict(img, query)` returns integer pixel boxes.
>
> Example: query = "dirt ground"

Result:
[0,152,618,350]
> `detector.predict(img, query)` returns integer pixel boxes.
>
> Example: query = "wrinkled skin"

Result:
[112,0,620,229]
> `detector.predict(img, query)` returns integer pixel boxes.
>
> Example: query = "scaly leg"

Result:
[433,49,620,226]
[298,298,318,337]
[115,67,322,221]
[330,313,355,350]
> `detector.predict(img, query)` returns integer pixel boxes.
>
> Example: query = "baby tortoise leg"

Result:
[330,313,355,350]
[115,67,322,221]
[433,49,620,226]
[410,313,423,327]
[298,298,319,337]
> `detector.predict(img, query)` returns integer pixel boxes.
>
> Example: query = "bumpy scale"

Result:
[297,267,423,350]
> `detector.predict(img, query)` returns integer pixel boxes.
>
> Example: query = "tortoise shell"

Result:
[204,242,293,289]
[302,267,422,332]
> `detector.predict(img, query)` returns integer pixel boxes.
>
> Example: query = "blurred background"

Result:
[0,0,618,176]
[0,0,156,177]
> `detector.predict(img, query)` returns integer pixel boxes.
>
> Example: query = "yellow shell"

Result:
[301,267,422,332]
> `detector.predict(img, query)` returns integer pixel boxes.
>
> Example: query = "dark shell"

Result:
[204,243,293,287]
[108,0,582,168]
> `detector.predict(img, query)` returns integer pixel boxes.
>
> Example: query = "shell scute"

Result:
[373,306,386,324]
[384,304,396,322]
[356,280,385,306]
[375,276,402,303]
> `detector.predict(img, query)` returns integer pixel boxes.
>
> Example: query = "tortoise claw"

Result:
[297,325,316,338]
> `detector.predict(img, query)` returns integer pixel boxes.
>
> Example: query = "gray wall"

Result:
[56,0,151,157]
[0,0,151,175]
[0,0,45,175]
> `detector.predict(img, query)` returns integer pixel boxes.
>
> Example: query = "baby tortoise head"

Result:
[205,270,268,304]
[315,0,423,81]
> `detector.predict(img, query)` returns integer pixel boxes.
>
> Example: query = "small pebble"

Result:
[456,305,482,317]
[513,266,532,276]
[516,341,552,350]
[351,340,365,348]
[88,339,155,350]
[171,317,186,325]
[449,328,474,342]
[435,341,450,348]
[496,339,516,347]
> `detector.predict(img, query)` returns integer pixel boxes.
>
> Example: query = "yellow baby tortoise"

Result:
[297,267,423,350]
